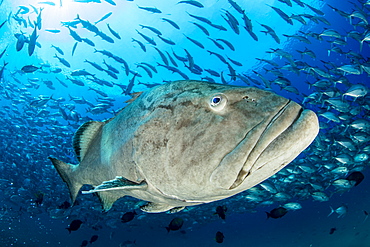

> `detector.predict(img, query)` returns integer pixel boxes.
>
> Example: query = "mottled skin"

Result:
[49,80,319,213]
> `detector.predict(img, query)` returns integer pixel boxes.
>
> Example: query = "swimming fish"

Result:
[215,231,225,243]
[21,65,41,73]
[345,171,364,186]
[215,205,227,220]
[89,235,98,243]
[121,211,137,223]
[80,240,88,247]
[328,205,348,218]
[166,217,184,232]
[66,219,83,233]
[49,80,319,213]
[266,207,288,219]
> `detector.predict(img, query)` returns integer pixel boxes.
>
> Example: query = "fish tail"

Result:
[165,227,170,233]
[265,212,271,219]
[327,206,334,217]
[48,157,83,205]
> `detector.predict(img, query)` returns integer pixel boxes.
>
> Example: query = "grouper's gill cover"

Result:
[49,80,319,213]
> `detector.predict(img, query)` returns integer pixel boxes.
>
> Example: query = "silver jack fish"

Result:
[49,80,319,213]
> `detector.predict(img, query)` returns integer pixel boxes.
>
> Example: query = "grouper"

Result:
[49,80,319,213]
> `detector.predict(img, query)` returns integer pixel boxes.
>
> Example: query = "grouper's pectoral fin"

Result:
[140,203,185,213]
[81,176,147,211]
[82,176,147,194]
[48,157,83,205]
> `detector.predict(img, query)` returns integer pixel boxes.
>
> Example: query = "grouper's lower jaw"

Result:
[229,104,319,190]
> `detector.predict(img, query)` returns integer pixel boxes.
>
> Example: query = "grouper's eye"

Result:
[209,94,227,111]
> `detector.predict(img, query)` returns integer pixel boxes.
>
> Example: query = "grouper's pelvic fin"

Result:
[48,157,83,204]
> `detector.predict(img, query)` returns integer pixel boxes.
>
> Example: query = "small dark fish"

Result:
[58,201,71,209]
[45,29,60,33]
[266,207,288,219]
[95,12,112,24]
[34,191,44,206]
[51,45,64,55]
[161,18,180,29]
[22,65,41,73]
[0,62,8,81]
[72,42,78,56]
[166,217,184,232]
[54,54,71,67]
[124,73,138,95]
[82,38,95,47]
[39,1,56,6]
[30,96,53,107]
[136,30,156,45]
[132,38,146,52]
[191,22,209,36]
[90,235,98,243]
[28,26,38,56]
[0,45,7,59]
[215,205,227,220]
[139,24,162,35]
[121,211,137,223]
[364,211,369,222]
[107,24,121,39]
[80,240,88,247]
[0,19,7,29]
[215,231,224,243]
[329,227,336,235]
[157,35,176,45]
[183,34,204,49]
[345,172,364,186]
[15,33,27,52]
[137,6,162,14]
[177,0,204,8]
[104,0,116,6]
[66,219,83,233]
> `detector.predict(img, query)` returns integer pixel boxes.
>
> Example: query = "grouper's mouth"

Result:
[210,100,319,191]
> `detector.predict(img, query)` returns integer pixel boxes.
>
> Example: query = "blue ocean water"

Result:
[0,0,369,246]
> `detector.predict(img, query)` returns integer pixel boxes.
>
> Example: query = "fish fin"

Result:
[327,206,334,217]
[169,206,186,213]
[81,176,148,194]
[140,202,178,213]
[81,176,147,212]
[73,121,104,162]
[48,157,82,204]
[265,212,271,219]
[95,191,124,212]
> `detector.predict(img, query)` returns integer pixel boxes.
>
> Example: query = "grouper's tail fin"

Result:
[48,157,83,204]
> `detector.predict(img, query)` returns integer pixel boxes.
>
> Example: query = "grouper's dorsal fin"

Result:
[73,121,104,162]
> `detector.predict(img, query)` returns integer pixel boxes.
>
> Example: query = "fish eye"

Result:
[211,96,221,105]
[209,94,227,111]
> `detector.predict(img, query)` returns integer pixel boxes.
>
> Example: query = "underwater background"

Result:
[0,0,369,246]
